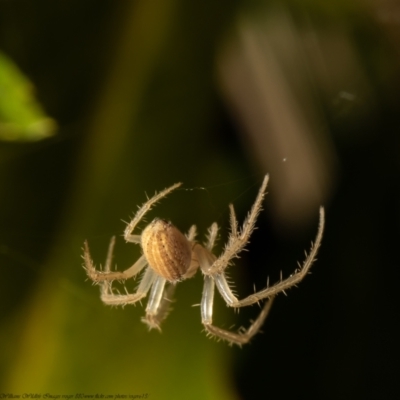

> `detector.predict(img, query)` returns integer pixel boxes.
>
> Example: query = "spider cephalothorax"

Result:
[83,175,325,345]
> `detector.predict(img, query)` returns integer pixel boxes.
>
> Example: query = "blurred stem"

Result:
[75,0,178,219]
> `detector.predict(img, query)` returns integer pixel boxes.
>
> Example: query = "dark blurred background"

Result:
[0,0,399,399]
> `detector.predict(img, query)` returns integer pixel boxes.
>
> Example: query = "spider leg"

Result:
[206,175,269,275]
[142,281,176,330]
[100,266,157,306]
[186,224,197,241]
[124,182,182,243]
[84,237,147,282]
[206,223,219,251]
[201,276,275,346]
[213,207,325,307]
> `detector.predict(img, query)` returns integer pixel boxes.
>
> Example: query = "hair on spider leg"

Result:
[134,300,144,308]
[222,272,237,295]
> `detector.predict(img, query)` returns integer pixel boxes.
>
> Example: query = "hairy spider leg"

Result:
[212,206,325,308]
[205,175,269,275]
[84,237,147,282]
[124,182,182,243]
[199,264,275,346]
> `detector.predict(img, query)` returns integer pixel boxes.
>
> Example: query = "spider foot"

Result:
[202,297,275,346]
[141,314,162,332]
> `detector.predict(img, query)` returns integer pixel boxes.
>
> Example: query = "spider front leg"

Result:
[201,275,275,346]
[124,182,182,243]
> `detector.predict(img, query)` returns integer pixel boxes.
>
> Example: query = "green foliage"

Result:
[0,51,57,141]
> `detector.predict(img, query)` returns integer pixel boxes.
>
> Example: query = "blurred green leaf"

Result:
[0,51,57,141]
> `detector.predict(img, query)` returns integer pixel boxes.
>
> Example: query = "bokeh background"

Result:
[0,0,399,399]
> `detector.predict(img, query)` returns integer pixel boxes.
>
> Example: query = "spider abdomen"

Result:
[141,219,192,282]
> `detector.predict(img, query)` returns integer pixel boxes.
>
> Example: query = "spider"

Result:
[83,175,325,345]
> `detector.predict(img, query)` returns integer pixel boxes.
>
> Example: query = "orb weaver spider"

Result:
[83,175,325,345]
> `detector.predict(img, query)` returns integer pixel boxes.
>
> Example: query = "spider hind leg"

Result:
[201,275,275,346]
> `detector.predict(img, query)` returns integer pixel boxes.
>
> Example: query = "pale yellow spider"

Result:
[83,175,325,345]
